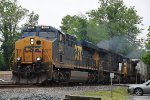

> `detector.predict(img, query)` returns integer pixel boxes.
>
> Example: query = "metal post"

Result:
[119,72,120,84]
[110,73,114,98]
[98,62,100,84]
[119,63,122,84]
[136,69,137,84]
[111,77,112,98]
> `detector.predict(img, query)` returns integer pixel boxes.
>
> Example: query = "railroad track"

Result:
[0,82,71,88]
[0,83,102,88]
[0,81,112,89]
[0,83,38,88]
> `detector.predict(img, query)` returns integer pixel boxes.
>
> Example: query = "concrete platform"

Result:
[0,71,12,81]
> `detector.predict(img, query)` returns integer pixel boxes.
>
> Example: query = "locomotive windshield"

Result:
[21,32,36,38]
[39,32,56,39]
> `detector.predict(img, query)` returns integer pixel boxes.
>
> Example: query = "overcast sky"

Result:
[19,0,150,39]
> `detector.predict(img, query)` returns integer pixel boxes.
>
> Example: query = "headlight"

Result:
[129,86,134,90]
[36,57,41,61]
[17,57,21,61]
[30,38,34,45]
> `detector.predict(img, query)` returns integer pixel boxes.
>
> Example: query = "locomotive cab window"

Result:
[39,32,56,39]
[21,32,36,38]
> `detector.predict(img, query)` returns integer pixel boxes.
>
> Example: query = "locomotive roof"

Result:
[80,40,130,59]
[79,40,110,53]
[80,40,99,50]
[21,26,58,32]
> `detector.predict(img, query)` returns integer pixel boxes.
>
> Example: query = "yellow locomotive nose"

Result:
[15,36,43,63]
[15,36,42,63]
[15,36,52,64]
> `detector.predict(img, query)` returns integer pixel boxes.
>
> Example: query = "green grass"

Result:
[82,87,129,100]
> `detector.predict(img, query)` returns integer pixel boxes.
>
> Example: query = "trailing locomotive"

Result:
[12,26,139,84]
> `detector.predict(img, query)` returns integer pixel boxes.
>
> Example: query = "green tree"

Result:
[0,0,28,70]
[142,26,150,64]
[142,51,150,64]
[0,52,5,70]
[60,14,88,40]
[60,14,108,44]
[0,0,39,70]
[87,0,142,55]
[87,0,142,39]
[23,11,39,27]
[86,20,108,44]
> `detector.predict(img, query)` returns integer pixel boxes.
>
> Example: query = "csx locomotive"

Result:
[12,26,139,84]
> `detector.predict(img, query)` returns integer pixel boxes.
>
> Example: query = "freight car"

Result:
[12,26,138,84]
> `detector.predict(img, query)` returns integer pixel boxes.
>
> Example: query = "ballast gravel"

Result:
[0,85,114,100]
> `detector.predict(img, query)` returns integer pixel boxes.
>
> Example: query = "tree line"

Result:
[0,0,150,70]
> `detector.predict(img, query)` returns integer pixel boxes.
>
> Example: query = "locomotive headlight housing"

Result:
[36,57,41,61]
[17,57,21,61]
[30,38,34,45]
